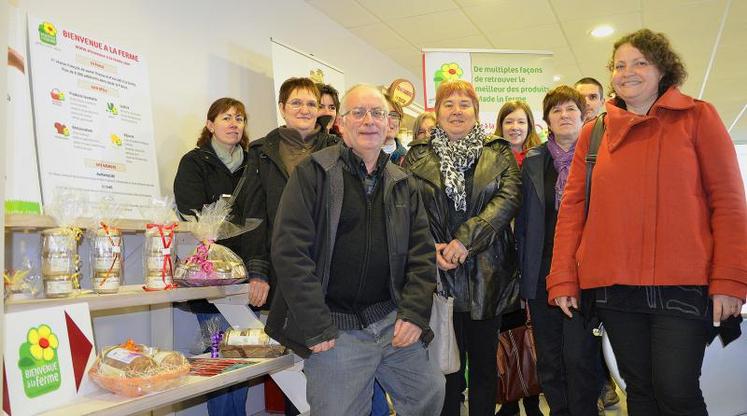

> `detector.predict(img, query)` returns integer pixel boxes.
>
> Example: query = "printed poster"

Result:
[423,49,554,133]
[27,15,160,219]
[2,303,96,416]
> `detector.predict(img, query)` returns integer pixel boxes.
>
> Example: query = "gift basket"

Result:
[88,339,190,397]
[42,192,85,298]
[141,197,180,291]
[174,199,260,287]
[219,328,286,359]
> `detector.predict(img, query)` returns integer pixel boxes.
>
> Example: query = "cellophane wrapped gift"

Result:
[174,199,260,287]
[86,198,125,294]
[42,191,86,298]
[4,256,43,301]
[88,339,190,397]
[141,197,180,291]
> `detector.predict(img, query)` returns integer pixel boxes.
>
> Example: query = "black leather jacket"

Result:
[405,135,521,320]
[266,143,436,357]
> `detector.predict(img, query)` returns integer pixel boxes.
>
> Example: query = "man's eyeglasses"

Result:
[341,107,388,121]
[286,99,319,111]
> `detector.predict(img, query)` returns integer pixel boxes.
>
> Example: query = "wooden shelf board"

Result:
[37,354,294,416]
[4,213,189,232]
[5,284,249,313]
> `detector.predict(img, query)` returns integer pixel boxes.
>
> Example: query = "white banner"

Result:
[270,39,345,126]
[5,9,42,214]
[27,15,160,219]
[423,49,554,134]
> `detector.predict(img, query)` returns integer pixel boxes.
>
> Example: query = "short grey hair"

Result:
[340,84,387,114]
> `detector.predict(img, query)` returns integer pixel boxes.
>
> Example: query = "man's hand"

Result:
[392,319,422,348]
[309,339,336,353]
[553,296,578,318]
[712,294,745,326]
[247,278,270,307]
[441,239,468,266]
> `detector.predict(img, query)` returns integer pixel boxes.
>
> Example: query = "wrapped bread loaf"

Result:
[98,346,157,377]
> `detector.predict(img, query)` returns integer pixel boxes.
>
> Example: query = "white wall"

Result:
[16,0,418,196]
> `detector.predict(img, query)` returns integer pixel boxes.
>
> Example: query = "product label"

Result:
[147,255,164,270]
[146,274,171,289]
[45,257,72,274]
[45,280,72,295]
[105,348,140,364]
[93,276,120,290]
[161,247,171,255]
[94,256,121,271]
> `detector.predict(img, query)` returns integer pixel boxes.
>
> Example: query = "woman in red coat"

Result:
[548,29,747,416]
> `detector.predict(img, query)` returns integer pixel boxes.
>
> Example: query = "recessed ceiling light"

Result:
[591,25,615,38]
[553,75,561,82]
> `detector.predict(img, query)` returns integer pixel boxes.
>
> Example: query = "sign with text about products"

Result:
[2,303,96,416]
[422,49,554,133]
[27,15,160,219]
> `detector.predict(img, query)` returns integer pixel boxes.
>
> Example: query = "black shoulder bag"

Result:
[584,113,606,219]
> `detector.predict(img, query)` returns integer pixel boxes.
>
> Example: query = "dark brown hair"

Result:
[542,85,586,124]
[317,83,340,113]
[278,77,320,105]
[494,100,541,151]
[608,29,687,95]
[196,97,249,149]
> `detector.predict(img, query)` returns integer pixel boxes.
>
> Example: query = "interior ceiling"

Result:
[307,0,747,142]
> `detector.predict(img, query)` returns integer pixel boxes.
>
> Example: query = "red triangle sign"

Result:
[3,360,11,415]
[65,312,93,392]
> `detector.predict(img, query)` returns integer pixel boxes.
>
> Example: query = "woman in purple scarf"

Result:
[515,86,603,416]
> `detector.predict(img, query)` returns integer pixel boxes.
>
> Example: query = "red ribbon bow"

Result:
[146,223,178,290]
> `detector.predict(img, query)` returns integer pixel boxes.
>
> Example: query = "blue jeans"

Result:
[304,311,445,415]
[194,305,248,416]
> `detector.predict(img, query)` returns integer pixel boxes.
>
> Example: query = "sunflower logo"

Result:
[27,325,59,361]
[434,62,464,91]
[38,22,58,46]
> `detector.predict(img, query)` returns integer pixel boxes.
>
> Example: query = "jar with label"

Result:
[143,225,177,290]
[41,228,79,298]
[91,226,123,294]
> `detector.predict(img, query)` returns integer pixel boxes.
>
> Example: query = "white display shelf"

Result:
[5,213,189,232]
[5,283,249,313]
[37,354,294,416]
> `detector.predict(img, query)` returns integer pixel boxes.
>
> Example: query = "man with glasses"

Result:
[383,93,408,165]
[266,84,445,415]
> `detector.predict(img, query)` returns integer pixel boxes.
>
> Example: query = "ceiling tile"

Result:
[349,23,410,50]
[485,24,567,50]
[390,9,480,44]
[381,46,423,74]
[463,0,555,33]
[548,0,641,21]
[420,34,494,49]
[356,0,459,20]
[306,0,379,28]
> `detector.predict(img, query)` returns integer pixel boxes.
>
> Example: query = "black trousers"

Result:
[442,312,501,416]
[528,290,601,416]
[598,308,710,416]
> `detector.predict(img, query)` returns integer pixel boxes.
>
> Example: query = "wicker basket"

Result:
[219,344,286,358]
[89,362,191,397]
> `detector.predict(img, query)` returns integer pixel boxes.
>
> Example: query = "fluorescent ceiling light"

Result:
[591,25,615,38]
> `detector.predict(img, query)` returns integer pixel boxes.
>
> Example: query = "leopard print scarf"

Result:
[431,124,484,212]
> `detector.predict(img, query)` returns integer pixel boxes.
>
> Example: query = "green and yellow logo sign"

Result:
[434,63,464,91]
[18,324,62,398]
[38,22,57,46]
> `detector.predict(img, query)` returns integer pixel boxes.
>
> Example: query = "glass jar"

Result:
[41,228,78,298]
[91,227,123,294]
[143,226,177,289]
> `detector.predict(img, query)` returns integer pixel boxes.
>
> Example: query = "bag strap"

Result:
[584,113,606,219]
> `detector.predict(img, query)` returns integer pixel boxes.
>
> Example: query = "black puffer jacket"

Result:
[265,143,436,358]
[173,143,247,255]
[405,135,521,320]
[237,127,338,292]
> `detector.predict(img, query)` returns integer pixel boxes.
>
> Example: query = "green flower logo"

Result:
[38,22,57,46]
[18,324,62,398]
[434,62,464,91]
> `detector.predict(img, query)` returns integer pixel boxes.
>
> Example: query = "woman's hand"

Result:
[441,239,468,265]
[435,243,457,271]
[247,278,270,307]
[553,296,578,318]
[712,294,745,326]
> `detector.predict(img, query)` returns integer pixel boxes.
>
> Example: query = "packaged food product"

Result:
[142,197,179,291]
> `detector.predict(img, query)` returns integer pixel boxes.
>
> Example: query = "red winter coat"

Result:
[547,87,747,302]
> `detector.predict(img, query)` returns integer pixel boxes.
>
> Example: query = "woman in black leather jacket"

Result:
[405,80,521,416]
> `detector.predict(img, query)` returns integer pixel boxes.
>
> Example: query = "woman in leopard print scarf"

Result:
[405,80,521,416]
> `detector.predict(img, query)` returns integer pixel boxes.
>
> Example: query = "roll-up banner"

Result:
[422,49,554,134]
